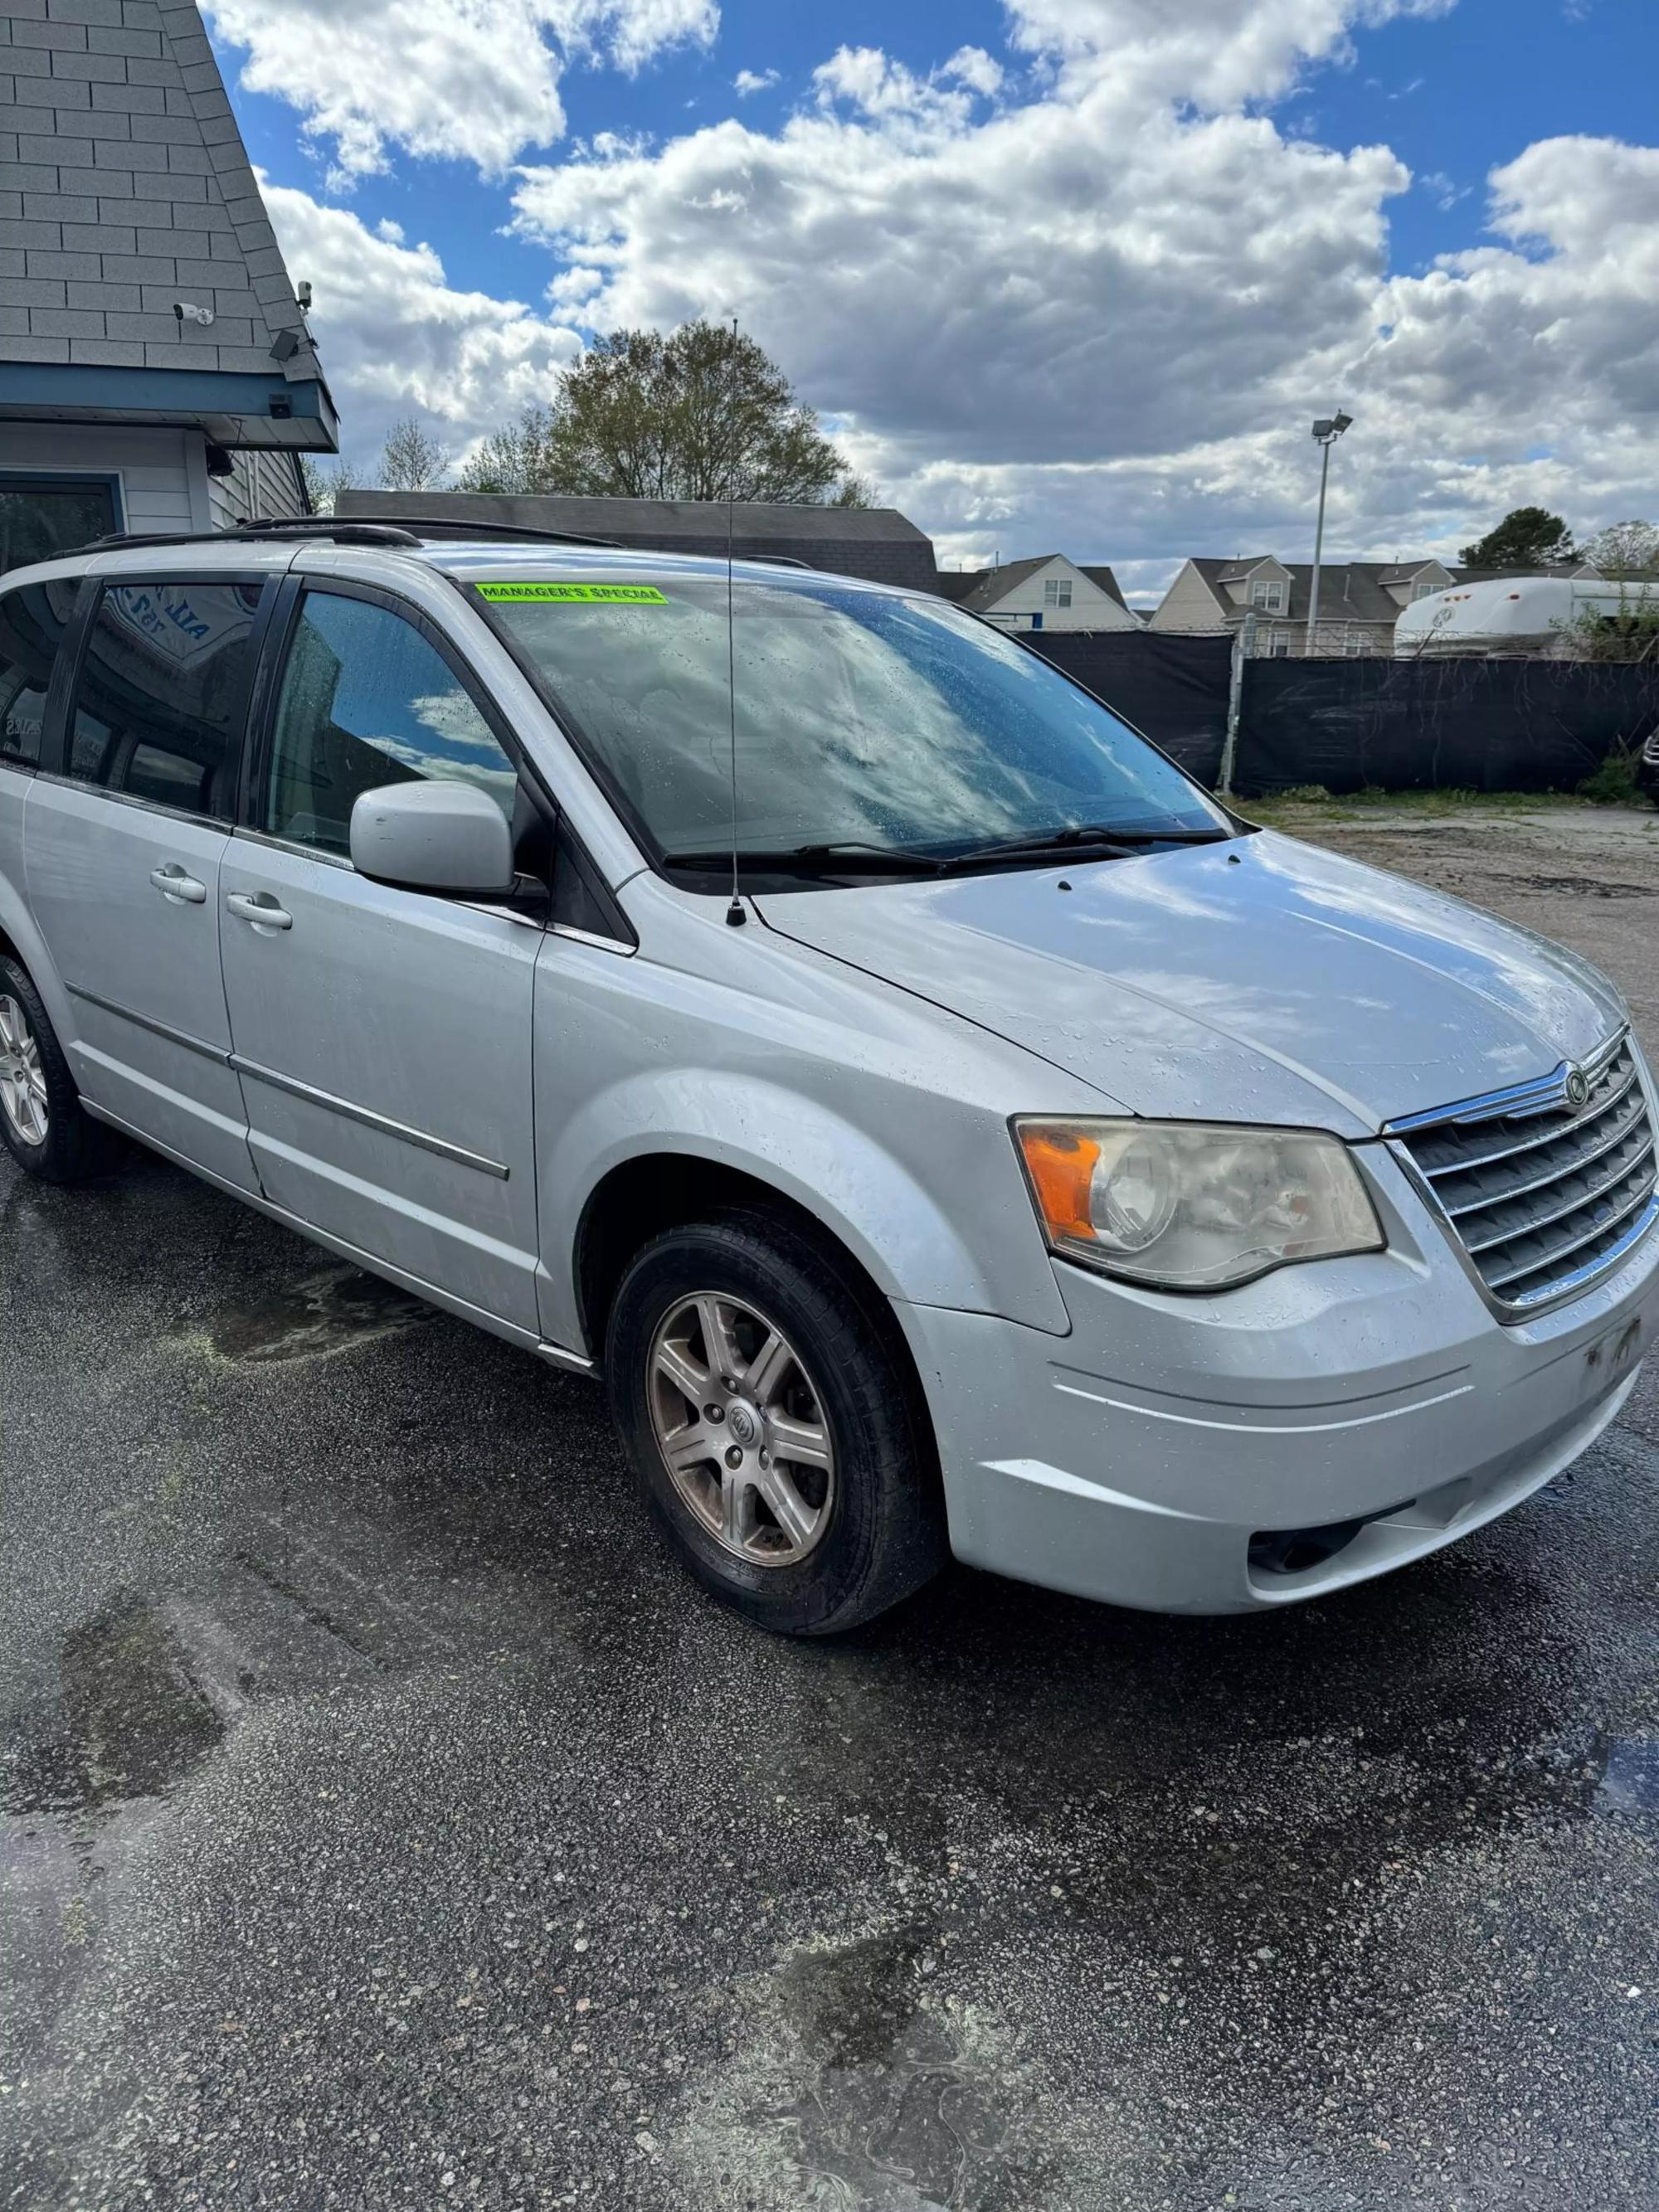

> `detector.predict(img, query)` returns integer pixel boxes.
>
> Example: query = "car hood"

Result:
[752,830,1627,1136]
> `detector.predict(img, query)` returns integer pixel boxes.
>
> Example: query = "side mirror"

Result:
[348,780,516,896]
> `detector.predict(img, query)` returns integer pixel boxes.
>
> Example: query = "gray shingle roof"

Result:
[343,490,943,593]
[0,0,330,410]
[941,556,1131,615]
[1189,557,1454,625]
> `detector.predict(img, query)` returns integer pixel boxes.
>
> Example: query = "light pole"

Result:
[1306,411,1353,653]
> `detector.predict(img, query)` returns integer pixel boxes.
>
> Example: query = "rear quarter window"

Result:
[0,576,80,770]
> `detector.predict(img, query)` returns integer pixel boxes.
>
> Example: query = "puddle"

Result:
[199,1264,431,1364]
[2,1600,226,1818]
[676,1926,1068,2210]
[1595,1737,1659,1817]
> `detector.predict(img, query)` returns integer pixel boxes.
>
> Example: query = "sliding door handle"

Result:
[226,891,292,933]
[150,864,207,905]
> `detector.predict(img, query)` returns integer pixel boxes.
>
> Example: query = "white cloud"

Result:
[733,67,779,98]
[261,182,582,466]
[236,0,1659,571]
[203,0,718,180]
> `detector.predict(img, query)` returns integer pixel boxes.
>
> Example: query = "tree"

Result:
[461,323,867,506]
[299,454,358,515]
[1459,506,1575,570]
[378,417,450,492]
[1579,519,1659,580]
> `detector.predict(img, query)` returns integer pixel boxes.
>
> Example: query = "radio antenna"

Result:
[723,312,746,927]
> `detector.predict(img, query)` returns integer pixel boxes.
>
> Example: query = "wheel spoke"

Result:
[742,1327,794,1408]
[695,1295,743,1385]
[767,1412,832,1471]
[653,1332,710,1407]
[662,1419,719,1471]
[757,1461,818,1551]
[720,1468,759,1548]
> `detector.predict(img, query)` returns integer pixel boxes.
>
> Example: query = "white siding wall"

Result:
[980,557,1140,633]
[0,422,209,536]
[1148,562,1232,633]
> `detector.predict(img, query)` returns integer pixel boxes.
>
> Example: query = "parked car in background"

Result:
[1,527,1655,1634]
[1640,727,1659,805]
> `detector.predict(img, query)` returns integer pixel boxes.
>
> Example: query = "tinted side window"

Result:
[265,591,518,858]
[0,576,80,769]
[66,580,261,819]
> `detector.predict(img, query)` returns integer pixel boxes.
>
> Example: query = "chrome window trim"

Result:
[230,1053,510,1180]
[230,824,354,871]
[35,769,230,834]
[66,980,230,1064]
[550,921,637,956]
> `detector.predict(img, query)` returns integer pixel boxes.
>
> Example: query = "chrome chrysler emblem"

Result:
[1564,1065,1590,1110]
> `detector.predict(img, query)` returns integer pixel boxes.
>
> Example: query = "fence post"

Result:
[1219,612,1255,796]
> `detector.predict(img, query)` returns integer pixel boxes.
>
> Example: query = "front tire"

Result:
[606,1211,946,1636]
[0,956,109,1184]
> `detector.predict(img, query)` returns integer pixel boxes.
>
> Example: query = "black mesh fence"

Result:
[1234,655,1659,797]
[1020,631,1233,785]
[1023,631,1659,797]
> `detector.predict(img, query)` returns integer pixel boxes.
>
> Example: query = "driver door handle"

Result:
[226,890,293,933]
[150,863,207,905]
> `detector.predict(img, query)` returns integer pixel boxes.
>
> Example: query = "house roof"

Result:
[1078,565,1130,612]
[938,555,1131,616]
[1189,557,1470,625]
[0,0,334,450]
[343,490,942,593]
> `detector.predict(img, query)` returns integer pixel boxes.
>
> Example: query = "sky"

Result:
[199,0,1659,600]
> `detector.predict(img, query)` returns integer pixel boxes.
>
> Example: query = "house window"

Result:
[1267,629,1293,658]
[1410,581,1439,601]
[1043,577,1072,609]
[0,473,121,578]
[1250,579,1287,613]
[1343,628,1374,656]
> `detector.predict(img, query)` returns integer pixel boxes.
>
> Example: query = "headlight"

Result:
[1014,1118,1384,1291]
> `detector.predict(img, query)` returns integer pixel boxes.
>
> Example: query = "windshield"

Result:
[483,576,1228,867]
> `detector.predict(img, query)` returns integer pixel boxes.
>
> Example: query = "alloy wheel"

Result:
[0,993,48,1148]
[648,1291,837,1567]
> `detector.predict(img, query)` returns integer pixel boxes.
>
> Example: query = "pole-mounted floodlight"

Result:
[1307,410,1353,649]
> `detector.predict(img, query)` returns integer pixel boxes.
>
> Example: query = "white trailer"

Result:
[1394,576,1659,658]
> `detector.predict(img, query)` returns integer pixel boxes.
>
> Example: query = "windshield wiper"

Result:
[941,823,1233,867]
[663,841,948,876]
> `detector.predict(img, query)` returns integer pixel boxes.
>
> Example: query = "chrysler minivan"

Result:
[0,523,1653,1634]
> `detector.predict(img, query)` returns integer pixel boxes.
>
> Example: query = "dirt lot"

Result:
[3,806,1657,2211]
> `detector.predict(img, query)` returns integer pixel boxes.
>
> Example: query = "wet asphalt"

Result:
[3,809,1658,2211]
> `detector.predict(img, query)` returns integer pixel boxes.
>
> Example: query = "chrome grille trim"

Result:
[1385,1028,1659,1317]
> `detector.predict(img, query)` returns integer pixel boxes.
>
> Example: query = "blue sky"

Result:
[202,0,1659,586]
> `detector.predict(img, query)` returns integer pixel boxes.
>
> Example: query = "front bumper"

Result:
[894,1146,1659,1614]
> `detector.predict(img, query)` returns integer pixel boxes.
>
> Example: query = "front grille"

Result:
[1390,1033,1658,1314]
[1642,729,1659,766]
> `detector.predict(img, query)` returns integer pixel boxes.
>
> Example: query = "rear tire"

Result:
[606,1209,946,1636]
[0,956,110,1184]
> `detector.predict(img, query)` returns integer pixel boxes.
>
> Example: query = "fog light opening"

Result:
[1248,1501,1415,1579]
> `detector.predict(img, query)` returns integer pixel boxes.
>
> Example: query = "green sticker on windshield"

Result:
[476,581,668,604]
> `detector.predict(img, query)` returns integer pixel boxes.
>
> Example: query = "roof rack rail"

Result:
[331,509,622,549]
[75,519,424,554]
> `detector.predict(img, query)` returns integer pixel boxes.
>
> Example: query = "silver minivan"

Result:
[2,525,1654,1634]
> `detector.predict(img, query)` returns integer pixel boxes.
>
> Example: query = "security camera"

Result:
[173,299,216,328]
[296,280,313,311]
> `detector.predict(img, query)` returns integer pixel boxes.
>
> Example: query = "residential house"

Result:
[933,553,1138,631]
[339,489,943,595]
[0,0,337,574]
[1147,556,1471,656]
